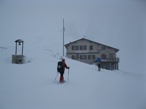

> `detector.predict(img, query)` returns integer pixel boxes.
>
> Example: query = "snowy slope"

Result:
[0,36,144,109]
[0,0,146,108]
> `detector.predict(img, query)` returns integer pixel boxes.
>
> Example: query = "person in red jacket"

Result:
[58,58,69,83]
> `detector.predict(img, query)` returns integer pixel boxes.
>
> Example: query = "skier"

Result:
[97,63,101,71]
[95,58,101,71]
[57,58,69,83]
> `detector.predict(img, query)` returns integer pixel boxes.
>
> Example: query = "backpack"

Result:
[57,61,64,72]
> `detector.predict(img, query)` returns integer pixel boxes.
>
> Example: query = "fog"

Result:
[0,0,146,73]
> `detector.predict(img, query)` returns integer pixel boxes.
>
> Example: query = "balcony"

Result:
[101,57,119,63]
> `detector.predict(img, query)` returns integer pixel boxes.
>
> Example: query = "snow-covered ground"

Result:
[0,36,145,109]
[0,0,146,109]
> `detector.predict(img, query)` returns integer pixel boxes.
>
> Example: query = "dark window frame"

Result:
[89,45,93,50]
[80,45,87,50]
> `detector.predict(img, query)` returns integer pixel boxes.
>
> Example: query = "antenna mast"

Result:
[63,18,65,56]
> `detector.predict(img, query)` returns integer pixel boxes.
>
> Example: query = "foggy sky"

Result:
[0,0,146,73]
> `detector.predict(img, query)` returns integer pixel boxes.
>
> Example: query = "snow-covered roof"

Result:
[65,38,119,52]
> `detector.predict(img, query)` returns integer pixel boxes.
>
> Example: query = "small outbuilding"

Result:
[12,39,25,64]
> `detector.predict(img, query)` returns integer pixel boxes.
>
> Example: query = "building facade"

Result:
[65,38,119,70]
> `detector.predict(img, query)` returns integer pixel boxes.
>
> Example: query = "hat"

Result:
[62,58,65,61]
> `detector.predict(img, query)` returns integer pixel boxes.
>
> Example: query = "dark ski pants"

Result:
[59,71,64,82]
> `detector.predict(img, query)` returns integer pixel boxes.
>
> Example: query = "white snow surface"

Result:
[0,0,146,108]
[0,36,145,109]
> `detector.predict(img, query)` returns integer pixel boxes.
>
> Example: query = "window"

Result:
[92,55,95,60]
[84,55,87,60]
[80,55,83,60]
[88,55,95,60]
[72,55,75,59]
[72,46,74,50]
[88,55,91,60]
[80,55,87,60]
[89,45,93,50]
[101,54,106,59]
[72,45,79,50]
[80,45,87,50]
[76,54,79,59]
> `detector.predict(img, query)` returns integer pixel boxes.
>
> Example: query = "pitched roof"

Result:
[65,38,119,52]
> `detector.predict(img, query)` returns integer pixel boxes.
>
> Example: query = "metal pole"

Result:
[15,42,17,55]
[63,18,65,56]
[22,42,24,55]
[67,69,69,82]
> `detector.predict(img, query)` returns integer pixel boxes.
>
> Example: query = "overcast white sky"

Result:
[0,0,146,73]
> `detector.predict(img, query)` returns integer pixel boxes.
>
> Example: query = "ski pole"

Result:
[54,72,59,82]
[67,69,69,82]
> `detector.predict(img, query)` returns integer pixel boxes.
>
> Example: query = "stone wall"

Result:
[12,55,25,64]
